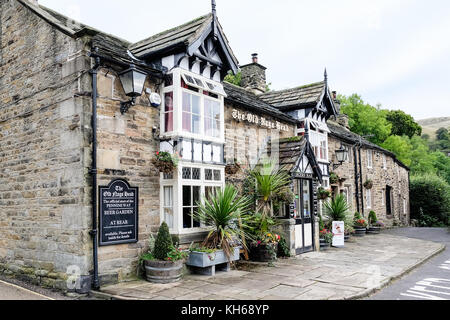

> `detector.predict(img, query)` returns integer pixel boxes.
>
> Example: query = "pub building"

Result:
[0,0,410,292]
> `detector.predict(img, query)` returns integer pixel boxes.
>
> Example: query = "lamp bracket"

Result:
[120,97,136,115]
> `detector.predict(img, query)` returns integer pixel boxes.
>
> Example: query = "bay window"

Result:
[161,68,225,143]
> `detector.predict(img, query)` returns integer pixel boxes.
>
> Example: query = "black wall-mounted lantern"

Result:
[118,64,147,114]
[333,145,349,170]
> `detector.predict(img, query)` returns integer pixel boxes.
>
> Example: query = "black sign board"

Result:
[99,179,138,246]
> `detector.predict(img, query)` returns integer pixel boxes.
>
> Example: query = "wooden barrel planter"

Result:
[319,239,331,250]
[249,243,278,262]
[354,227,366,237]
[144,260,183,283]
[344,234,350,241]
[367,226,381,234]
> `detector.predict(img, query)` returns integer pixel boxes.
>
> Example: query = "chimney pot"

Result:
[252,53,258,64]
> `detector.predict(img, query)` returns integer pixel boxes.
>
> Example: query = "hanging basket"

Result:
[152,159,176,174]
[363,180,373,189]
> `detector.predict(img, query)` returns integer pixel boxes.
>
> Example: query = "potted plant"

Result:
[353,212,367,237]
[367,211,384,234]
[319,229,333,250]
[323,194,350,244]
[363,179,373,189]
[152,151,179,174]
[318,187,332,200]
[141,222,188,283]
[250,161,292,217]
[188,185,252,274]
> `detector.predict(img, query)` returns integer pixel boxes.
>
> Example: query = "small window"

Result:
[164,92,174,133]
[366,189,372,209]
[182,186,200,229]
[163,186,174,229]
[367,150,373,168]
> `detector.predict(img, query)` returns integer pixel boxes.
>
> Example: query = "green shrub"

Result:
[277,236,291,258]
[153,222,173,260]
[368,211,378,225]
[354,211,362,223]
[410,174,450,226]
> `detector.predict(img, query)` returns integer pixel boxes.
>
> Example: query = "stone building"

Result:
[0,0,409,292]
[326,116,410,225]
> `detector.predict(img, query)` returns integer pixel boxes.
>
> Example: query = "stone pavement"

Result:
[97,232,445,300]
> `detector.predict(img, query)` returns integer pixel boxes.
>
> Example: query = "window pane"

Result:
[192,115,200,134]
[182,167,192,180]
[165,92,173,112]
[183,208,192,229]
[193,186,200,204]
[192,96,200,115]
[183,112,191,132]
[183,186,191,206]
[182,92,191,112]
[182,140,192,161]
[192,168,201,180]
[205,169,213,181]
[203,144,212,162]
[303,180,311,218]
[213,170,221,181]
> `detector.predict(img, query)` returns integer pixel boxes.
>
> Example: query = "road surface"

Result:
[368,227,449,300]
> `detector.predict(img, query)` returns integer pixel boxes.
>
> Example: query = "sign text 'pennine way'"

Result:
[99,179,138,246]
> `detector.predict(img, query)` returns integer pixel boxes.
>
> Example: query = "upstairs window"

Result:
[367,150,373,168]
[204,98,221,138]
[164,92,174,133]
[182,92,201,134]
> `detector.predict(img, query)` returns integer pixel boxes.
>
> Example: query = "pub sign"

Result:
[99,179,139,246]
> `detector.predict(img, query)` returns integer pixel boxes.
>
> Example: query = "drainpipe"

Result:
[358,147,364,216]
[88,47,101,290]
[353,145,360,213]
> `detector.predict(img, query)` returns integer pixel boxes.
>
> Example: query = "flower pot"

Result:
[144,259,183,284]
[319,239,331,250]
[367,226,381,234]
[354,227,366,237]
[249,243,278,262]
[186,247,240,268]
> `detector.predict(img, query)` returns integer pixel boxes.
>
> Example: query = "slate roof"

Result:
[130,14,213,58]
[277,137,308,172]
[327,121,410,170]
[259,82,325,109]
[223,82,298,124]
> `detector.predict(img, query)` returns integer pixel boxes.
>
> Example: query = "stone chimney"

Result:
[336,114,350,130]
[240,53,267,95]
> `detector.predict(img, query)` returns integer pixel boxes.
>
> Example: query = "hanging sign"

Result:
[332,221,345,248]
[99,179,139,246]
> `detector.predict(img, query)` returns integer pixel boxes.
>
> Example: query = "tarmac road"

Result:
[367,227,450,300]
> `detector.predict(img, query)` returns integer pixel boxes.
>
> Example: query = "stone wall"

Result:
[328,126,410,226]
[0,0,93,290]
[95,70,161,283]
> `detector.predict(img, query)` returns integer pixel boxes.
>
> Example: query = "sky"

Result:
[38,0,450,121]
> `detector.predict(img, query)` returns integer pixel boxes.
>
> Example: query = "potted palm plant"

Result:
[250,161,292,217]
[141,222,188,283]
[323,194,350,245]
[187,185,252,275]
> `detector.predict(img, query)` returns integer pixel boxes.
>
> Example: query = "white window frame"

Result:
[161,162,225,235]
[367,150,373,168]
[366,189,372,209]
[160,68,225,144]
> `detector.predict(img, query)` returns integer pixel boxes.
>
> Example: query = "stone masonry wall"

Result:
[0,0,93,290]
[224,101,295,186]
[328,126,410,226]
[95,70,161,283]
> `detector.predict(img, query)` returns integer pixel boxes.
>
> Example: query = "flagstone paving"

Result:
[98,233,445,300]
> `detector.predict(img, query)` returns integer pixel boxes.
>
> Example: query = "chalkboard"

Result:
[99,179,138,246]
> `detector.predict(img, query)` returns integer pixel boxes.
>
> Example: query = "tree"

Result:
[381,135,412,167]
[436,128,449,141]
[338,94,392,145]
[224,71,242,86]
[386,110,422,138]
[409,136,438,174]
[410,174,450,226]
